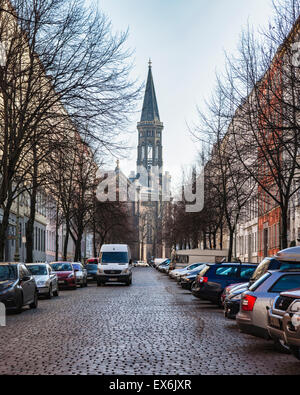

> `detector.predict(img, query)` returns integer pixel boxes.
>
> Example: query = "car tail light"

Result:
[198,276,208,284]
[241,294,257,311]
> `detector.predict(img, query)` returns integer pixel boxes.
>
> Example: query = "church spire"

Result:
[140,60,160,122]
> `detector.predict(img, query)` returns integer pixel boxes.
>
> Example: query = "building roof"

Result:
[140,61,160,122]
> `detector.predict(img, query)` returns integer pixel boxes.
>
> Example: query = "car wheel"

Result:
[46,286,53,300]
[15,293,23,313]
[289,346,300,360]
[80,282,84,288]
[29,292,38,309]
[273,339,291,354]
[53,287,59,297]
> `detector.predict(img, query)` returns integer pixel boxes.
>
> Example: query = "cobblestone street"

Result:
[0,267,299,375]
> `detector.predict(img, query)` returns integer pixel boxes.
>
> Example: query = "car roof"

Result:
[50,261,73,264]
[0,262,20,265]
[206,262,257,267]
[26,263,47,266]
[100,244,129,252]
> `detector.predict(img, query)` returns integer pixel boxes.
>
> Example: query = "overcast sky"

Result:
[96,0,274,191]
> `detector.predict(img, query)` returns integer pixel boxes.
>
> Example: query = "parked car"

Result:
[191,263,257,305]
[224,285,249,319]
[267,288,300,358]
[50,262,77,290]
[86,261,98,282]
[236,269,300,345]
[157,260,171,273]
[27,263,59,299]
[135,261,149,267]
[180,265,207,290]
[282,289,300,360]
[0,262,38,312]
[72,262,88,288]
[221,282,247,307]
[249,247,300,287]
[169,263,206,280]
[154,258,169,269]
[224,247,300,321]
[97,244,133,286]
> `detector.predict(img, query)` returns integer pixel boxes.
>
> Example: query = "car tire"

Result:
[29,292,38,309]
[289,346,300,360]
[46,286,53,300]
[80,282,84,288]
[53,287,59,297]
[15,293,23,313]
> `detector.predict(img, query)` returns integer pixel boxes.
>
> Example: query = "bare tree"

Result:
[0,0,140,260]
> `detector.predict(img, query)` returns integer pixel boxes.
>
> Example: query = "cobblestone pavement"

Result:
[0,267,299,375]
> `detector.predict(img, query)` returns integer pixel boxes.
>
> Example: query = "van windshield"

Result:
[101,252,128,264]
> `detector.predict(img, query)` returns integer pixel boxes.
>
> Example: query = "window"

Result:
[269,274,300,293]
[240,266,256,280]
[215,266,238,277]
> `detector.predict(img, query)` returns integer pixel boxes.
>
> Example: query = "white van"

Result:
[96,244,132,286]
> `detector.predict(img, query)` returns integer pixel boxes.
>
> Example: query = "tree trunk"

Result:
[227,228,235,262]
[0,200,12,262]
[26,187,37,263]
[281,205,289,250]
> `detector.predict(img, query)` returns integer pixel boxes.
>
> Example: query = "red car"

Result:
[50,262,77,290]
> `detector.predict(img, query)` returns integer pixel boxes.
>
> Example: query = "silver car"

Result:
[236,270,300,340]
[268,288,300,358]
[27,263,59,299]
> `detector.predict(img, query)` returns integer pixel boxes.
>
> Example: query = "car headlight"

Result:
[122,268,129,274]
[290,301,300,313]
[68,273,75,279]
[291,313,300,328]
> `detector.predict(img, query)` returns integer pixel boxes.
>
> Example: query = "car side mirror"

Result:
[74,269,79,272]
[129,259,133,266]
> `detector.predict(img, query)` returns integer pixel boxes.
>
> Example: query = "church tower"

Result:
[135,61,165,261]
[137,60,164,182]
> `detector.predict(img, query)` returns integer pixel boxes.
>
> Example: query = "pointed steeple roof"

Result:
[140,60,160,122]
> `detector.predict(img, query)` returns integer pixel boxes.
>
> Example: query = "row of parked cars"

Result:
[0,258,99,313]
[153,247,300,361]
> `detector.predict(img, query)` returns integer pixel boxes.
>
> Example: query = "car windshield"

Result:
[27,265,47,276]
[86,264,97,270]
[101,252,128,264]
[249,272,272,292]
[51,263,73,272]
[0,265,17,281]
[250,258,272,283]
[72,264,82,271]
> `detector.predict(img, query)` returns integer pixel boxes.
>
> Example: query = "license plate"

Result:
[270,316,281,329]
[59,280,65,284]
[109,278,118,282]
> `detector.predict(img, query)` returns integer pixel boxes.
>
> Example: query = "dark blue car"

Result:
[191,263,258,305]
